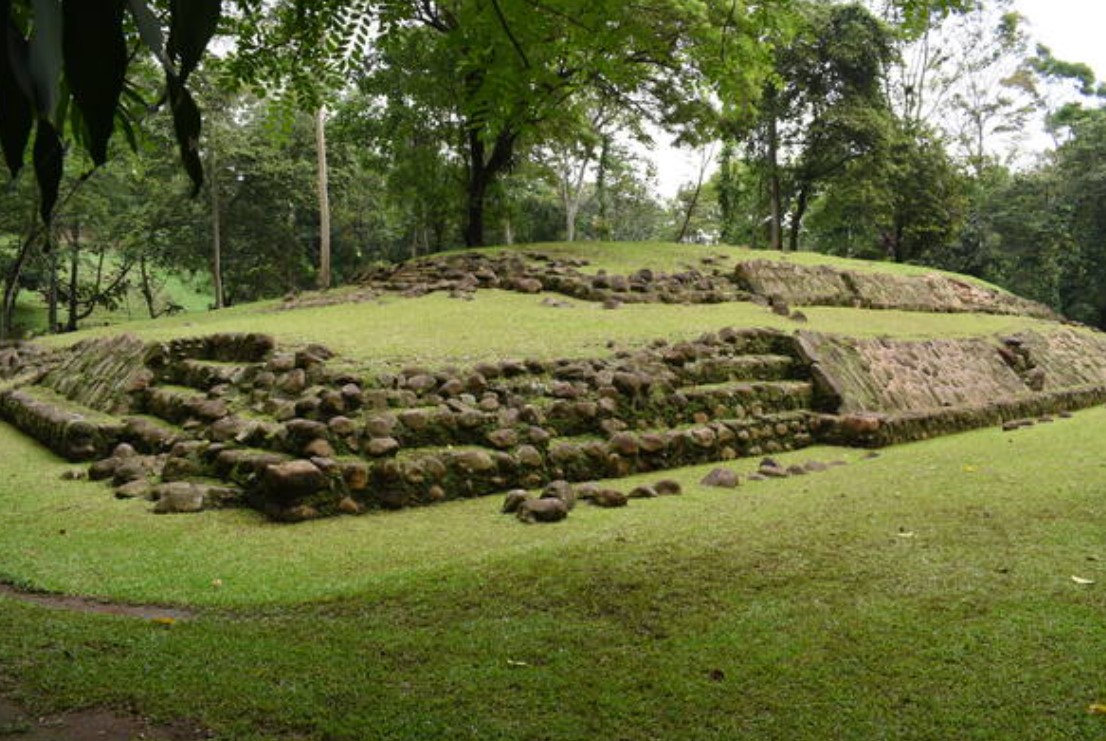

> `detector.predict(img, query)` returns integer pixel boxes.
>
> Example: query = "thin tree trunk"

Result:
[315,105,332,290]
[1,204,39,340]
[767,110,783,251]
[46,248,58,334]
[596,135,611,240]
[210,143,225,309]
[66,223,79,331]
[139,255,158,319]
[675,144,715,244]
[788,186,809,252]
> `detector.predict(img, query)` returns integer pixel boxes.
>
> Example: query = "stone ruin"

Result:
[1,250,1104,522]
[284,249,1057,319]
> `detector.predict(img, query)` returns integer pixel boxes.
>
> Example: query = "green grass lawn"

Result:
[11,267,213,338]
[2,241,1101,738]
[37,290,1063,375]
[2,407,1106,738]
[486,241,1015,289]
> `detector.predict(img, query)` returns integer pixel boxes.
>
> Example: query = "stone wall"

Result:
[6,316,1106,521]
[800,326,1106,447]
[734,260,1057,318]
[37,334,150,414]
[796,333,1028,414]
[0,386,125,460]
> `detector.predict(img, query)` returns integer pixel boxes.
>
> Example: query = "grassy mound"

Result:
[2,412,1106,738]
[1,243,1105,738]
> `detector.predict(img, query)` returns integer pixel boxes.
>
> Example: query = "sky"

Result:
[649,0,1106,199]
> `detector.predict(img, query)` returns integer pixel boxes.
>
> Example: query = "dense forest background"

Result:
[3,0,1106,336]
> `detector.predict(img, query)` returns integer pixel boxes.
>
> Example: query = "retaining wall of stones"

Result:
[802,327,1106,447]
[733,260,1057,318]
[0,387,125,460]
[818,385,1106,448]
[6,317,1106,521]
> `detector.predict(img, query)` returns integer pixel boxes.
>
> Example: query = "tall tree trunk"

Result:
[46,248,58,334]
[66,222,79,331]
[565,201,578,242]
[465,161,490,247]
[595,135,611,240]
[767,113,783,251]
[139,255,158,319]
[210,143,225,309]
[788,186,809,252]
[675,143,715,244]
[1,204,38,340]
[464,128,516,247]
[315,105,332,290]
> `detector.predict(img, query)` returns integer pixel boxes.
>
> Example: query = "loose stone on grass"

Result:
[589,489,629,508]
[628,484,659,499]
[654,479,682,495]
[152,482,206,514]
[700,468,740,488]
[516,497,568,523]
[502,489,531,514]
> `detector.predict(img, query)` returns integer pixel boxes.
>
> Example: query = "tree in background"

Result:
[744,2,895,251]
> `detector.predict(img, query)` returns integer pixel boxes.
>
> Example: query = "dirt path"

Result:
[0,695,211,739]
[0,583,195,622]
[0,585,210,738]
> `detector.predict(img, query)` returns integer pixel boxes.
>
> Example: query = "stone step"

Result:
[208,446,294,485]
[144,333,275,366]
[674,354,802,385]
[156,358,260,392]
[140,385,231,426]
[556,380,812,437]
[121,415,186,454]
[333,410,816,511]
[0,385,126,461]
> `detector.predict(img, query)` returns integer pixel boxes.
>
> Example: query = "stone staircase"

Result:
[0,328,824,520]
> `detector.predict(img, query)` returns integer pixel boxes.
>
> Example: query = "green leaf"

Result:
[0,6,34,176]
[168,0,221,83]
[32,118,62,222]
[62,0,127,165]
[27,0,62,116]
[126,0,171,71]
[167,72,202,194]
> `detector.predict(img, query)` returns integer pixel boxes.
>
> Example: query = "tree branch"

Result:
[490,0,530,69]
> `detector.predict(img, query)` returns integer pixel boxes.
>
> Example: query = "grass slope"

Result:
[2,409,1106,738]
[39,290,1061,375]
[483,241,1014,288]
[2,241,1102,738]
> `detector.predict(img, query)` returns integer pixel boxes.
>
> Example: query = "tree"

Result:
[358,0,780,247]
[748,2,895,251]
[315,106,332,289]
[0,0,219,224]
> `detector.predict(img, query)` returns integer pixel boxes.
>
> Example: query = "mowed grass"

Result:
[488,241,1014,288]
[2,408,1106,738]
[38,290,1062,374]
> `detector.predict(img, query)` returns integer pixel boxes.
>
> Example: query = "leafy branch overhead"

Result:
[0,0,221,223]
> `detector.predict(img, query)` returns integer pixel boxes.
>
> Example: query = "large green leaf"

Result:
[62,0,127,165]
[167,72,202,194]
[126,0,170,70]
[32,117,62,221]
[168,0,221,83]
[0,4,33,177]
[27,0,61,116]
